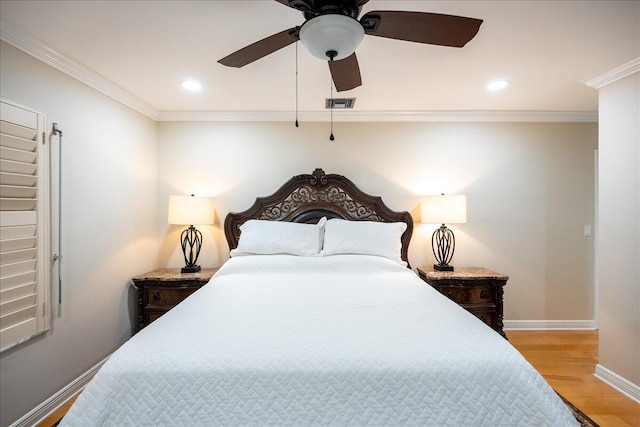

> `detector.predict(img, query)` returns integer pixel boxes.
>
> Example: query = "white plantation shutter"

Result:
[0,99,50,353]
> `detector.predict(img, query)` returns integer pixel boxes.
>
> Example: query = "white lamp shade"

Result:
[422,195,467,224]
[299,14,364,61]
[168,195,215,225]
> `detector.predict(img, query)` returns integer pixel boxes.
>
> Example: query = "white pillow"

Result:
[230,217,327,257]
[322,218,407,264]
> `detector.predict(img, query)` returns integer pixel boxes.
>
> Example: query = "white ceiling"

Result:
[1,0,638,119]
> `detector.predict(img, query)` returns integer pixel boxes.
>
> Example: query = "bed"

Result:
[61,169,578,426]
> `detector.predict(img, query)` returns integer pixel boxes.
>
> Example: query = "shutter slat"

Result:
[0,199,37,211]
[0,259,36,278]
[0,282,36,302]
[0,146,37,163]
[0,271,37,291]
[0,225,37,239]
[0,159,37,175]
[0,133,37,152]
[0,294,37,317]
[0,237,37,253]
[0,185,38,198]
[0,304,37,329]
[0,121,37,141]
[0,172,37,187]
[0,211,36,226]
[0,248,36,266]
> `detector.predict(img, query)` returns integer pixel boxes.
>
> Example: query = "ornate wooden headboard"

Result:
[224,168,414,263]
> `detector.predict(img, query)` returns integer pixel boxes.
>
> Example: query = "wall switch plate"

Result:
[584,225,592,237]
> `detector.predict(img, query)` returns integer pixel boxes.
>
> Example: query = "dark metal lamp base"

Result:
[434,264,454,271]
[181,265,201,273]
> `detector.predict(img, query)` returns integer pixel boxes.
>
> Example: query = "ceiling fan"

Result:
[218,0,483,92]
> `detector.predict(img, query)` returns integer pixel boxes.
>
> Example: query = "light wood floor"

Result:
[38,331,639,427]
[509,330,639,427]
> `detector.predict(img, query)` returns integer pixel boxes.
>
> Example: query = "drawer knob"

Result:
[446,291,454,299]
[480,290,488,299]
[153,291,161,301]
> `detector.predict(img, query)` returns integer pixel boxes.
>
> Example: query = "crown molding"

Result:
[2,21,597,124]
[1,21,159,120]
[158,110,597,123]
[584,57,640,89]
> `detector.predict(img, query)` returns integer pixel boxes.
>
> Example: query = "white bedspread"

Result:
[61,255,578,426]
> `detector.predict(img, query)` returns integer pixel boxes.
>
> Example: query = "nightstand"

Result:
[417,267,509,338]
[132,268,217,332]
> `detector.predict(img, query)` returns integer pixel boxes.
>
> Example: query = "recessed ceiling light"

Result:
[487,80,509,91]
[181,80,202,92]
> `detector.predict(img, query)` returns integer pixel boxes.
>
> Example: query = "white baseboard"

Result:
[9,355,109,427]
[594,364,640,403]
[504,319,597,330]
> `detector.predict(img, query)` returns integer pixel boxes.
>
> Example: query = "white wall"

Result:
[157,120,597,323]
[0,41,158,426]
[597,70,640,387]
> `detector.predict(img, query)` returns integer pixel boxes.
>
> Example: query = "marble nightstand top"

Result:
[417,267,509,281]
[132,268,218,282]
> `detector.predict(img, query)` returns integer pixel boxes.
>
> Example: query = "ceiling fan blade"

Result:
[329,53,362,92]
[218,27,299,68]
[361,11,482,48]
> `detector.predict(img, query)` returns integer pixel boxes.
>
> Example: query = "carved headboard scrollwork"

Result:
[224,168,414,264]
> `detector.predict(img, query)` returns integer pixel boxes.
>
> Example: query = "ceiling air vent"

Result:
[326,98,356,109]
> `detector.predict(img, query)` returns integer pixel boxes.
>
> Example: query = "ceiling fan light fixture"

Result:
[299,14,364,61]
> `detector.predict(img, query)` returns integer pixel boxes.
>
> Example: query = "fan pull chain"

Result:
[329,70,335,141]
[295,41,299,128]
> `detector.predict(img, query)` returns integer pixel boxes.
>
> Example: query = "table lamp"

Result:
[168,194,215,273]
[422,194,467,271]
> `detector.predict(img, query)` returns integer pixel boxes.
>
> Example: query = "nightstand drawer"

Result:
[145,287,197,309]
[133,268,218,332]
[417,267,508,339]
[145,311,164,325]
[439,285,495,304]
[468,309,496,328]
